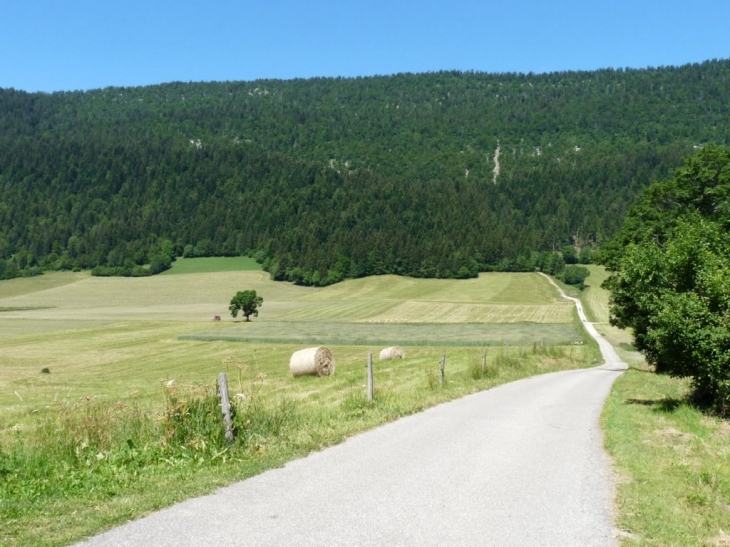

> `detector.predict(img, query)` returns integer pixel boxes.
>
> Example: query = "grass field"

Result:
[183,321,583,346]
[580,265,611,324]
[0,268,598,546]
[0,271,582,411]
[580,266,730,546]
[160,256,262,275]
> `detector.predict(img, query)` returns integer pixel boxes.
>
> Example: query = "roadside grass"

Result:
[0,271,601,546]
[603,369,730,546]
[580,265,730,546]
[160,256,262,275]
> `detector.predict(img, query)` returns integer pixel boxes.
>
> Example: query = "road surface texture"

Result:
[76,279,626,547]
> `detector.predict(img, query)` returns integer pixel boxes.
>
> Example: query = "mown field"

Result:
[0,261,597,546]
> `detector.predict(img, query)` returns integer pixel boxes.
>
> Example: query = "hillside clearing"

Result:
[160,256,262,275]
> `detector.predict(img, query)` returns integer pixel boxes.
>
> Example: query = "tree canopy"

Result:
[229,290,263,321]
[602,145,730,412]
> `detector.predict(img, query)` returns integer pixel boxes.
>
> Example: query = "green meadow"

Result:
[160,256,263,275]
[0,263,598,546]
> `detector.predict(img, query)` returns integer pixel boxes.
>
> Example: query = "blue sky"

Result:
[2,0,728,92]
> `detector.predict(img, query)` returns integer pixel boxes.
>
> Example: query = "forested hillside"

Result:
[1,59,729,283]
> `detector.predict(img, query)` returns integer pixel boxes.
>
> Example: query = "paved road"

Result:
[76,280,626,547]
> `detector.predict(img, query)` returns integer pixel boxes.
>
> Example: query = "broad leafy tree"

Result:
[603,145,730,412]
[229,290,263,321]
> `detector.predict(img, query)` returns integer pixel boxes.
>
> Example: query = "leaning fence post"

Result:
[439,354,446,385]
[218,372,234,443]
[367,352,374,402]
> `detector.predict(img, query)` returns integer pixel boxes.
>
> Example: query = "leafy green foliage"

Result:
[604,145,730,412]
[561,245,578,264]
[229,290,263,321]
[559,265,590,288]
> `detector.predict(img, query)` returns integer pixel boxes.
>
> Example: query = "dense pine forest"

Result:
[1,59,729,284]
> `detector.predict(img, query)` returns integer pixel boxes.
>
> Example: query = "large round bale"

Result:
[289,347,335,377]
[379,346,405,360]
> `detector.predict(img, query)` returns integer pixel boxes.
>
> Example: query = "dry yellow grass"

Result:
[581,265,611,323]
[0,271,89,299]
[0,271,569,325]
[365,301,573,324]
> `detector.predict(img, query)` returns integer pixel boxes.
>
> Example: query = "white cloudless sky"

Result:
[1,0,728,92]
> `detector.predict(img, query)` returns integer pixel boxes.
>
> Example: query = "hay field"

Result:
[0,271,573,326]
[184,321,582,347]
[0,270,582,414]
[0,271,89,300]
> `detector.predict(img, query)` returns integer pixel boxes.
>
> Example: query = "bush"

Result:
[149,253,172,275]
[559,265,590,287]
[609,219,730,412]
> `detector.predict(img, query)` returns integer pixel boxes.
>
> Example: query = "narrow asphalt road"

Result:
[76,279,627,546]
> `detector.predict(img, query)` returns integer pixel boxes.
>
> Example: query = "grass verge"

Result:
[603,366,730,546]
[576,265,730,546]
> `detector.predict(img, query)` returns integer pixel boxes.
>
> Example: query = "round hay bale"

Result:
[379,346,405,360]
[289,346,335,377]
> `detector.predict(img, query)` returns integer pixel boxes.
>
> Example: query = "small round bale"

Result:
[379,346,405,360]
[289,346,335,377]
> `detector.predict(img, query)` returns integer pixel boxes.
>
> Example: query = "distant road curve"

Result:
[76,274,626,547]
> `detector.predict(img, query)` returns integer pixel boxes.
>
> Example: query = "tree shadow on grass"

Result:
[626,397,683,413]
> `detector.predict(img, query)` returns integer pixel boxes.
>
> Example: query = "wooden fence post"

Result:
[482,347,487,373]
[367,352,374,402]
[218,372,234,443]
[439,354,446,385]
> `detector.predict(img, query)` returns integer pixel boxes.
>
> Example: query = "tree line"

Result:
[1,60,729,283]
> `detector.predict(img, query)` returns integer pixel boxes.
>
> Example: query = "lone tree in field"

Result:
[229,290,263,321]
